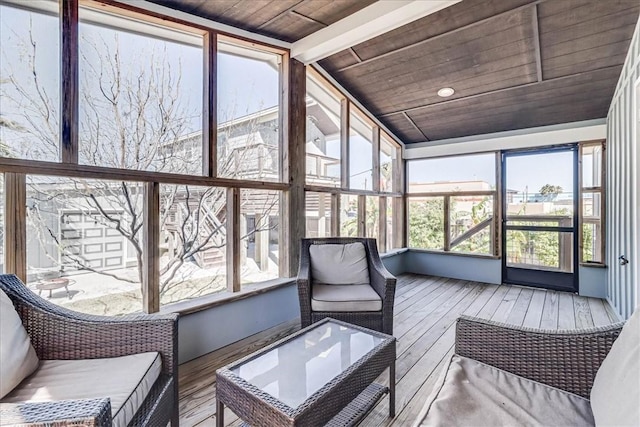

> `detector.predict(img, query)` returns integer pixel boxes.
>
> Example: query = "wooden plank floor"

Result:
[178,274,620,427]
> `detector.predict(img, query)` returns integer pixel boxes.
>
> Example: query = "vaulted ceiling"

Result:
[146,0,639,144]
[146,0,376,42]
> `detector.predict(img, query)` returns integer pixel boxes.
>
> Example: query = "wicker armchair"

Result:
[413,315,628,426]
[455,315,624,398]
[0,274,178,427]
[297,238,396,335]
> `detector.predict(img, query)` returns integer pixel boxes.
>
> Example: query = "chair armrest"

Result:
[296,250,312,327]
[366,242,396,303]
[0,398,112,426]
[455,315,624,398]
[1,274,178,375]
[365,241,396,335]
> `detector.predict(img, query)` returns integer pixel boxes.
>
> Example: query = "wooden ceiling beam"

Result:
[289,10,326,27]
[349,48,363,63]
[403,112,429,141]
[380,64,623,119]
[255,0,307,30]
[532,3,543,82]
[291,0,461,64]
[336,0,546,73]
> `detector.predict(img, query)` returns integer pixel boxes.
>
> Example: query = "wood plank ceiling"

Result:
[319,0,640,143]
[146,0,639,144]
[145,0,377,42]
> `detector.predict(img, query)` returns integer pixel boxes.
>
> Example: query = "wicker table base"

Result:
[216,318,396,427]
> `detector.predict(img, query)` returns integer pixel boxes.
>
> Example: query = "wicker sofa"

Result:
[0,274,178,426]
[297,237,396,335]
[413,311,639,426]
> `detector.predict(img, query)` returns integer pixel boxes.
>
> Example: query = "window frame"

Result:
[303,67,404,254]
[578,140,606,267]
[0,0,291,314]
[406,152,500,258]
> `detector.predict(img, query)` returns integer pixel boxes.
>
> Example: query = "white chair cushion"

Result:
[311,283,382,312]
[309,243,370,285]
[591,308,640,426]
[1,352,162,427]
[414,355,594,427]
[0,289,39,399]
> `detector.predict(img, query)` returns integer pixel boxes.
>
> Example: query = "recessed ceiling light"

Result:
[437,87,455,97]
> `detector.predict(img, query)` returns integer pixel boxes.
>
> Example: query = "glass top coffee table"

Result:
[216,318,396,426]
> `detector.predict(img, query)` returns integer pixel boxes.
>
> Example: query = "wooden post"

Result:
[203,31,217,177]
[60,0,78,164]
[393,196,406,249]
[357,195,366,237]
[279,56,306,277]
[331,193,340,236]
[341,99,350,189]
[143,182,160,313]
[394,146,403,194]
[378,196,387,253]
[372,126,380,192]
[317,192,327,237]
[495,151,502,257]
[578,144,584,262]
[226,187,240,292]
[4,174,27,282]
[444,195,451,251]
[254,213,269,271]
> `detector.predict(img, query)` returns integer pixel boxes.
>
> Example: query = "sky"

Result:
[0,3,279,150]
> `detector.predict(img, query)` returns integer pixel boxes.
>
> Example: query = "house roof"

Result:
[146,0,639,145]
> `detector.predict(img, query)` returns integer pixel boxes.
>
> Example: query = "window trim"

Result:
[406,152,499,258]
[578,140,606,267]
[1,0,292,315]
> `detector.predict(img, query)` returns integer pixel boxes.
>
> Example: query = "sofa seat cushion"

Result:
[1,352,161,427]
[311,283,382,312]
[309,243,370,285]
[0,289,39,399]
[414,355,594,427]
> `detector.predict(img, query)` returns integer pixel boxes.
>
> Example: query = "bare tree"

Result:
[2,25,279,302]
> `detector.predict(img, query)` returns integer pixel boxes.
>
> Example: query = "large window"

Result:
[366,196,379,240]
[407,153,496,193]
[304,70,403,251]
[218,41,281,182]
[159,185,227,306]
[340,194,359,237]
[407,153,497,255]
[0,1,290,315]
[580,141,605,264]
[306,73,342,187]
[349,108,374,191]
[78,6,204,174]
[0,1,60,162]
[408,197,445,250]
[240,190,279,284]
[380,133,398,192]
[26,176,144,316]
[305,192,334,238]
